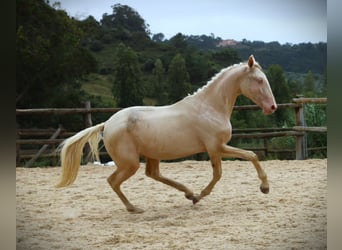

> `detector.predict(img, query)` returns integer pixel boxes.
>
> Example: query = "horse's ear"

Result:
[248,55,255,68]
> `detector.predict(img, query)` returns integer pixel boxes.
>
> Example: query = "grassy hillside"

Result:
[81,74,116,106]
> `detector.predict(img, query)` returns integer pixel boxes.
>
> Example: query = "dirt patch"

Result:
[16,159,327,249]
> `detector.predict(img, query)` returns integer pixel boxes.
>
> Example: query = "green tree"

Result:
[305,104,327,158]
[77,15,102,51]
[211,48,241,68]
[167,54,191,103]
[321,69,327,96]
[16,0,97,108]
[266,64,292,126]
[100,4,150,47]
[153,59,168,104]
[266,64,291,103]
[186,52,210,86]
[112,43,143,107]
[152,33,165,43]
[303,70,316,97]
[169,33,188,51]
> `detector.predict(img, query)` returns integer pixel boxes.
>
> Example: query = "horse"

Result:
[56,55,277,213]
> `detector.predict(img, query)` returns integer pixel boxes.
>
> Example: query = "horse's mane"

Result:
[189,62,244,96]
[189,59,262,97]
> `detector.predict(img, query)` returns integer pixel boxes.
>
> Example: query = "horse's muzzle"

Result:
[263,104,277,115]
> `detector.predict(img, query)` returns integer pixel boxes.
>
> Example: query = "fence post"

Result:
[83,101,92,128]
[83,101,93,163]
[294,97,308,160]
[16,123,20,166]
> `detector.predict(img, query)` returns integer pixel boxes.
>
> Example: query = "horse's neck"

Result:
[190,66,243,117]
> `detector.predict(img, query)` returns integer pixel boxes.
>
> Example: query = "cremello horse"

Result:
[57,55,277,213]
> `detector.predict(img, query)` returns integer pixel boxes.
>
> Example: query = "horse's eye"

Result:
[257,78,263,84]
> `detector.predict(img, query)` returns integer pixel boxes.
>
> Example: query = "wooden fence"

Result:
[16,97,327,167]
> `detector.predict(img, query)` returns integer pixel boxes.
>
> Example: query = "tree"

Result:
[266,64,291,103]
[16,0,98,108]
[167,54,191,102]
[77,15,102,51]
[112,43,143,107]
[100,4,150,44]
[321,69,327,96]
[152,33,165,43]
[211,48,241,67]
[169,33,188,50]
[185,51,210,86]
[266,64,292,126]
[303,71,316,97]
[153,59,168,104]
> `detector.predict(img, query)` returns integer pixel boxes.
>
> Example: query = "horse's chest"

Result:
[216,122,232,143]
[197,113,232,143]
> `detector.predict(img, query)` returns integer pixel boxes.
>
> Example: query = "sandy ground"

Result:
[16,159,327,250]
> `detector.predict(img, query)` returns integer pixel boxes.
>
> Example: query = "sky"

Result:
[57,0,327,44]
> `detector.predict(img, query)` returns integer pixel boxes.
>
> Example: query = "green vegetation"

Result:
[16,1,327,161]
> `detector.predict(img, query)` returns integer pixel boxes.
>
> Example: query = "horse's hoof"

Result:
[192,198,200,205]
[192,195,201,204]
[185,193,194,201]
[260,186,269,194]
[127,207,145,214]
[185,193,200,204]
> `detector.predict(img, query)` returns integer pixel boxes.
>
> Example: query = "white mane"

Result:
[189,62,245,97]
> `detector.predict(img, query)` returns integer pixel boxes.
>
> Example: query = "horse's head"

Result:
[240,55,277,115]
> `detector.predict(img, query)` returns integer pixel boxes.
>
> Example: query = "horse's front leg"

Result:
[220,145,269,194]
[191,155,222,204]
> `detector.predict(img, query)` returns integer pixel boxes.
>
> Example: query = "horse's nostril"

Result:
[271,105,276,110]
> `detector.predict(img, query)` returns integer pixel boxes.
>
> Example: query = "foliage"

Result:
[303,71,316,97]
[185,34,223,51]
[152,59,168,104]
[305,104,327,158]
[112,43,144,107]
[16,0,98,109]
[236,40,327,74]
[102,4,150,34]
[266,64,292,126]
[99,4,151,50]
[167,54,191,102]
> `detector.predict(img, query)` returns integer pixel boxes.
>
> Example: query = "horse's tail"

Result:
[56,122,105,188]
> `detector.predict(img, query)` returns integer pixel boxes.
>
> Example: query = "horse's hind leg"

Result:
[107,163,144,213]
[145,158,195,202]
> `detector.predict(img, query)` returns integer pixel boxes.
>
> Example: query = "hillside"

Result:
[186,37,326,74]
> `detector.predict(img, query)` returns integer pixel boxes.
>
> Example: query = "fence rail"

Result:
[16,97,327,166]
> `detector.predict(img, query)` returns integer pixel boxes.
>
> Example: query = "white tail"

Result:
[56,123,105,187]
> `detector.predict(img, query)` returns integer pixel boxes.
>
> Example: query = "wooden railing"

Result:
[16,97,327,166]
